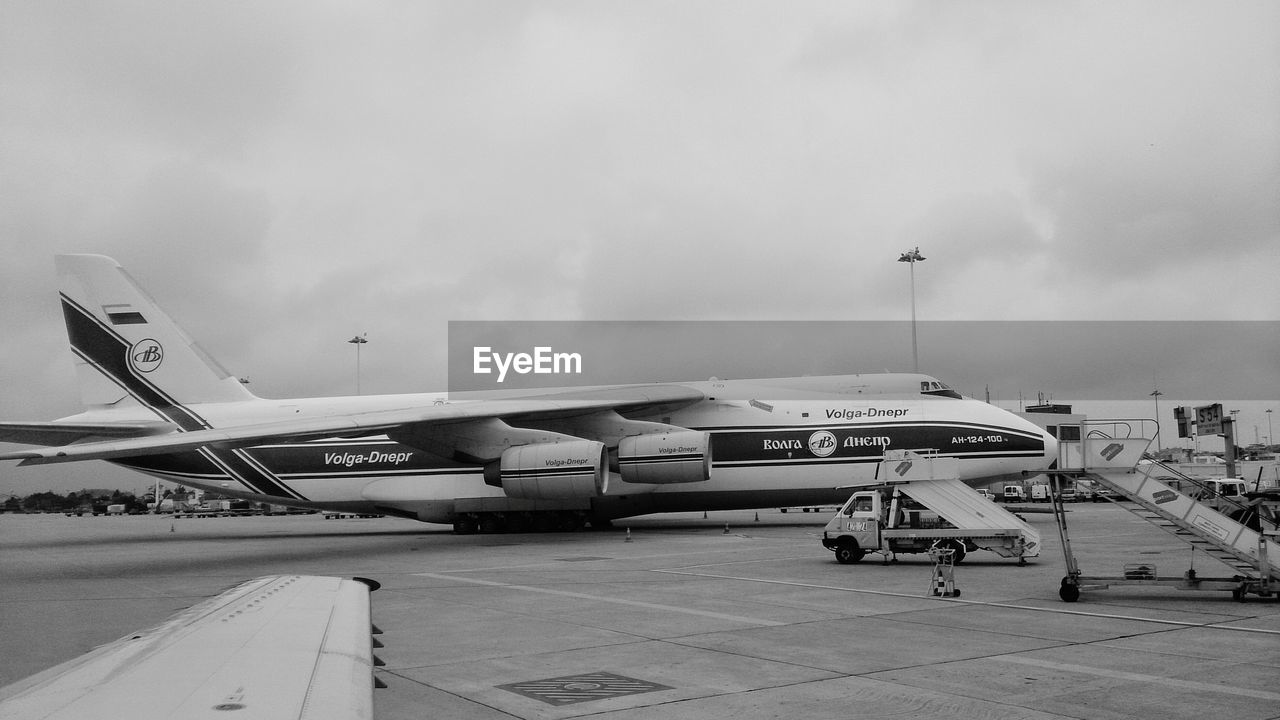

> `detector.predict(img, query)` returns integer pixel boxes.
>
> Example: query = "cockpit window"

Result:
[920,379,962,399]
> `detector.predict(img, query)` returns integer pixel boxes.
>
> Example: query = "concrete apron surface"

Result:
[2,503,1278,719]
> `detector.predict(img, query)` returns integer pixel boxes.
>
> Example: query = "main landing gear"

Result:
[452,510,596,534]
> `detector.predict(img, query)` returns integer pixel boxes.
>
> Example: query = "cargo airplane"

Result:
[0,255,1057,532]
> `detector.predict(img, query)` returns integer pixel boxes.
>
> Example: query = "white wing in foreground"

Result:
[0,576,379,720]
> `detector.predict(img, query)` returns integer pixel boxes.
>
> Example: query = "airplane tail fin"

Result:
[56,254,257,411]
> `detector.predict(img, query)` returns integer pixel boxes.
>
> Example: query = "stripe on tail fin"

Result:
[55,255,304,499]
[56,254,257,411]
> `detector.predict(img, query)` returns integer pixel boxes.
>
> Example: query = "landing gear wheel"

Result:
[478,514,506,534]
[1232,584,1248,602]
[556,511,586,532]
[501,513,525,533]
[1058,577,1080,602]
[835,542,865,564]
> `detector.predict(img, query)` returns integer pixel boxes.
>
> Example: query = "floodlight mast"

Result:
[897,247,926,373]
[348,333,368,395]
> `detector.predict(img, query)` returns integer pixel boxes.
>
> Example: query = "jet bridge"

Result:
[1049,422,1280,602]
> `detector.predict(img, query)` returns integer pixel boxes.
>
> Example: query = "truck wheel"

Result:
[835,542,865,564]
[944,539,967,564]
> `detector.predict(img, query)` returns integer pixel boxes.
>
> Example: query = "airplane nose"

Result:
[999,405,1057,473]
[1040,428,1059,470]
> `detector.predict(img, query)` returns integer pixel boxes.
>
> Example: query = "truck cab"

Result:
[824,491,885,563]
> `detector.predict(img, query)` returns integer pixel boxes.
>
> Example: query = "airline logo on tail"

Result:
[131,340,164,373]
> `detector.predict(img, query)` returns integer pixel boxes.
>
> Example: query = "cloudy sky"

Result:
[1,1,1277,492]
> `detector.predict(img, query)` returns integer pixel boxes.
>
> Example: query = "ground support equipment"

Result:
[1048,426,1280,603]
[927,543,959,597]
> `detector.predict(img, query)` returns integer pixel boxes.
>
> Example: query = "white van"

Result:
[1158,477,1247,513]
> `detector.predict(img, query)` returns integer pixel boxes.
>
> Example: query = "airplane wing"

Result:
[0,576,379,720]
[0,421,176,447]
[0,384,705,466]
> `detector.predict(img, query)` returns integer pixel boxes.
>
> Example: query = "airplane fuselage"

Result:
[80,376,1052,525]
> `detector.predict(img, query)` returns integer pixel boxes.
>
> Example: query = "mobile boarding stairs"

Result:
[1049,422,1280,602]
[823,450,1041,565]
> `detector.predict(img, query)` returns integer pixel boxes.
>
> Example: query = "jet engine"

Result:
[618,430,711,484]
[496,440,608,499]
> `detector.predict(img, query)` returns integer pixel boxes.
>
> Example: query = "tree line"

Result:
[4,489,152,514]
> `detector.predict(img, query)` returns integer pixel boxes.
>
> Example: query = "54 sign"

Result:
[1195,403,1223,436]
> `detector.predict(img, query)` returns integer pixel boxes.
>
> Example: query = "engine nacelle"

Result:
[497,440,608,499]
[618,430,711,484]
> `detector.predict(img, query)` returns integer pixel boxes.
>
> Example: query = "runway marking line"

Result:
[992,655,1280,702]
[651,568,1280,637]
[412,572,787,627]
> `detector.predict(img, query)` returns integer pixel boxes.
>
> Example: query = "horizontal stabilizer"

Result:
[0,421,176,447]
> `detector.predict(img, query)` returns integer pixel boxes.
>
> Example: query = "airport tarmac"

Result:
[2,504,1278,720]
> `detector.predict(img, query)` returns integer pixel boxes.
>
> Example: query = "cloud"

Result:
[1,1,1277,493]
[3,3,303,158]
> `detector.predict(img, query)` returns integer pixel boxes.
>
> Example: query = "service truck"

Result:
[820,450,1041,565]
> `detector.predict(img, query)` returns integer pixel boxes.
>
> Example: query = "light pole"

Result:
[1268,409,1274,449]
[1149,388,1163,452]
[348,333,367,395]
[897,246,926,373]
